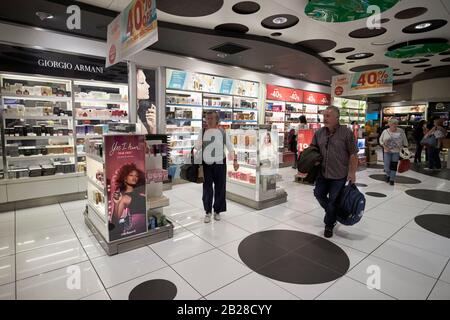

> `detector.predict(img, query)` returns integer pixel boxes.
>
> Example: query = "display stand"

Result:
[226,124,287,209]
[84,133,173,256]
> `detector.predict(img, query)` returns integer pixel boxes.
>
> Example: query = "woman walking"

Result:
[379,119,408,185]
[413,120,426,163]
[424,118,447,171]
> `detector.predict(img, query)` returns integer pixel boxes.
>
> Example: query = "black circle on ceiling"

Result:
[346,53,374,60]
[414,215,450,238]
[366,192,387,198]
[387,38,448,51]
[349,27,387,39]
[441,57,450,62]
[157,0,224,17]
[232,1,260,15]
[128,279,177,300]
[402,20,448,34]
[296,39,337,53]
[271,32,282,37]
[369,174,420,184]
[414,64,432,68]
[402,58,429,64]
[329,63,345,66]
[424,54,434,57]
[425,65,450,72]
[215,23,249,34]
[439,51,450,55]
[350,64,389,72]
[394,7,428,20]
[406,189,450,205]
[394,72,412,76]
[323,57,335,62]
[393,68,400,71]
[261,14,299,30]
[379,18,390,24]
[336,47,355,53]
[355,183,368,187]
[347,61,355,63]
[238,230,350,285]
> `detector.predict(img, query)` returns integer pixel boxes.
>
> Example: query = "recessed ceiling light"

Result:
[408,59,421,62]
[354,53,367,58]
[36,11,53,20]
[415,22,432,30]
[272,17,288,24]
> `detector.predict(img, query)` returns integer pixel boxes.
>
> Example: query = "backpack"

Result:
[336,183,366,226]
[297,146,322,183]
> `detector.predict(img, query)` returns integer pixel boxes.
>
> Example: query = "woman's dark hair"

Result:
[299,115,307,124]
[113,163,145,192]
[137,99,153,134]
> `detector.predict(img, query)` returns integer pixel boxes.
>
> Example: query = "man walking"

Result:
[311,106,359,238]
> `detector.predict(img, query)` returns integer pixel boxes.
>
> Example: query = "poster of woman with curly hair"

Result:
[105,135,147,241]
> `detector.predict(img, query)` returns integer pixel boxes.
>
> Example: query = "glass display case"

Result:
[226,124,286,209]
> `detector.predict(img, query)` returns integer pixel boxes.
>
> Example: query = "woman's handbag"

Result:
[421,134,437,148]
[180,148,204,183]
[398,159,411,173]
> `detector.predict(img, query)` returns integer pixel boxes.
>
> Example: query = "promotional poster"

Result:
[297,129,315,152]
[105,135,147,241]
[136,68,157,134]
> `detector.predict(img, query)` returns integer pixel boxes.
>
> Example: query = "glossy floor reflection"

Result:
[0,165,449,300]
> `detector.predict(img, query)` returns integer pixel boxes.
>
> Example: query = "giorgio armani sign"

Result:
[0,44,127,83]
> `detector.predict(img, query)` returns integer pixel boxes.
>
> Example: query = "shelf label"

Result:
[220,79,234,94]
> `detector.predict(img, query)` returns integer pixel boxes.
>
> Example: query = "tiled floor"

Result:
[0,165,450,300]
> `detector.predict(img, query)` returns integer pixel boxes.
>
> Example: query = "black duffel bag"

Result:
[180,148,203,183]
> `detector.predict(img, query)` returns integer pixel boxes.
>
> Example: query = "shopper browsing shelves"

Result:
[310,106,359,238]
[194,111,239,223]
[423,118,447,171]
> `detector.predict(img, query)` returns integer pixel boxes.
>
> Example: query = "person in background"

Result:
[424,116,438,163]
[379,118,408,185]
[424,118,447,171]
[310,106,359,238]
[413,120,426,163]
[288,128,298,169]
[294,115,308,169]
[299,115,308,129]
[194,111,239,223]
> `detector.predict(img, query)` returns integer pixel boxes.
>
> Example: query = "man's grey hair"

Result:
[326,105,340,118]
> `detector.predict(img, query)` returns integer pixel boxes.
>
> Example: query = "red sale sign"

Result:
[297,129,315,152]
[266,85,304,103]
[303,91,331,105]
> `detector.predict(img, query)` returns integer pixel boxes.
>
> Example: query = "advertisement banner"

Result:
[136,68,157,134]
[297,129,315,152]
[266,85,304,103]
[303,91,331,105]
[106,0,158,67]
[332,68,393,97]
[106,135,147,241]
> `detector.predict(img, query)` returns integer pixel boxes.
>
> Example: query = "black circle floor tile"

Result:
[128,279,177,300]
[355,183,368,187]
[369,174,421,184]
[238,230,349,284]
[405,189,450,205]
[414,214,450,238]
[366,192,387,198]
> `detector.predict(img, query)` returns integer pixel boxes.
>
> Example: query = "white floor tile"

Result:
[258,206,304,222]
[439,262,450,284]
[16,225,78,253]
[63,209,85,223]
[217,238,247,264]
[17,261,104,300]
[347,256,436,300]
[206,272,298,300]
[0,283,15,300]
[16,238,87,280]
[166,209,205,230]
[15,204,62,216]
[282,198,320,213]
[0,211,14,224]
[428,281,450,300]
[190,221,250,247]
[267,277,337,300]
[70,221,93,240]
[107,266,201,300]
[427,203,450,214]
[164,201,197,216]
[81,290,110,300]
[227,212,279,233]
[365,207,416,226]
[0,220,14,239]
[0,235,14,258]
[317,276,394,300]
[16,210,69,234]
[284,214,325,236]
[91,247,167,288]
[372,240,448,278]
[79,236,107,260]
[376,201,427,216]
[391,228,450,257]
[172,249,251,296]
[0,255,15,286]
[150,229,214,265]
[331,228,386,254]
[340,217,404,238]
[60,200,87,212]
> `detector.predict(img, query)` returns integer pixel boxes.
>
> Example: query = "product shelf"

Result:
[4,115,72,120]
[1,94,72,102]
[75,98,128,104]
[5,135,73,140]
[6,153,75,161]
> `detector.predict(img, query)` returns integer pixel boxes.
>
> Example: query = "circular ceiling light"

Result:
[36,11,54,20]
[273,17,288,24]
[346,53,374,60]
[415,22,432,30]
[401,58,430,64]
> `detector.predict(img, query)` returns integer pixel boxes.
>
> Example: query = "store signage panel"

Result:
[383,105,426,115]
[332,68,393,97]
[0,44,127,82]
[297,129,315,152]
[105,135,147,242]
[266,85,304,103]
[166,69,259,97]
[303,91,331,105]
[106,0,158,67]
